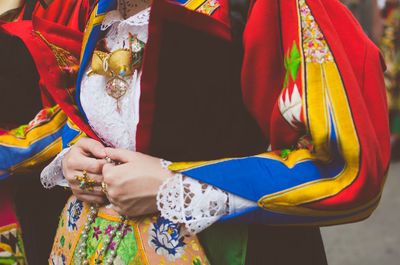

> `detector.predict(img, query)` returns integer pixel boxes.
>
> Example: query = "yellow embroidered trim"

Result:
[183,0,207,10]
[196,0,220,16]
[10,137,62,173]
[0,109,67,147]
[133,221,150,265]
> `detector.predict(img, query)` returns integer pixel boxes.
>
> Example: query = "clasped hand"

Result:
[62,137,173,217]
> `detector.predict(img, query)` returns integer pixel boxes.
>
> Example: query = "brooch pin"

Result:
[87,34,145,112]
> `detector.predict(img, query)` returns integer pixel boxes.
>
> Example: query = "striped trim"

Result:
[0,107,66,178]
[169,0,220,15]
[80,5,107,62]
[0,108,66,147]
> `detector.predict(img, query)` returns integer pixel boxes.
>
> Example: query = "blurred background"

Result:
[323,1,400,264]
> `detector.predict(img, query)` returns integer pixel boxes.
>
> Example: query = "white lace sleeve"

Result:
[157,173,257,235]
[40,148,70,189]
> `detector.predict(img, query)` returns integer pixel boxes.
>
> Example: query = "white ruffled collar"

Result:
[100,7,150,47]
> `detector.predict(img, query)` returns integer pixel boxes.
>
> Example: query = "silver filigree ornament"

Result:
[106,76,129,112]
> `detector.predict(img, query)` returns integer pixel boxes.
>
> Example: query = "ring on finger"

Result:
[101,181,108,195]
[74,170,97,191]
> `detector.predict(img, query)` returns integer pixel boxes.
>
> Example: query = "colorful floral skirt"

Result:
[50,195,209,265]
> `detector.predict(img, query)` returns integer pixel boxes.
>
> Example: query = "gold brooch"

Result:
[74,170,97,191]
[87,34,145,112]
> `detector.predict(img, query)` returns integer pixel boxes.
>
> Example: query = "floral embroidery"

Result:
[9,105,60,137]
[67,198,83,232]
[93,226,102,240]
[32,31,79,74]
[299,0,333,63]
[148,217,186,261]
[118,224,133,236]
[279,84,303,129]
[196,0,220,16]
[107,241,116,250]
[60,235,65,247]
[104,224,115,235]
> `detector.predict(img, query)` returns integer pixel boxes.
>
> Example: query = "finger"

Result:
[68,171,105,197]
[68,171,104,184]
[102,163,132,197]
[76,194,107,205]
[76,137,106,158]
[102,162,117,181]
[71,186,105,197]
[111,204,124,215]
[105,148,134,164]
[66,155,106,174]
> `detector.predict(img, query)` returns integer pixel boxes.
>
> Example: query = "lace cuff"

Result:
[156,172,257,235]
[157,173,228,234]
[40,148,70,189]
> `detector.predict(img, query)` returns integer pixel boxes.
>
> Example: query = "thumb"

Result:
[105,147,133,163]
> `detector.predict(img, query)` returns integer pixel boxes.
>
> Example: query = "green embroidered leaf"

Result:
[10,125,27,137]
[192,258,202,265]
[60,235,65,247]
[280,149,291,158]
[289,42,301,81]
[283,41,301,88]
[284,54,289,88]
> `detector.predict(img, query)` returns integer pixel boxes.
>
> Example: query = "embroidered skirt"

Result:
[50,195,209,265]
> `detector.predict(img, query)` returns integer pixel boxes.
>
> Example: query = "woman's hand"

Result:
[62,137,107,204]
[102,148,174,217]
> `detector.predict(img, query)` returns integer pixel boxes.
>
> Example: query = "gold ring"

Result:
[74,170,97,191]
[105,156,113,163]
[101,181,108,195]
[105,156,121,165]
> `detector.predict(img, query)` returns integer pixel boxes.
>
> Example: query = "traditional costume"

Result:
[1,0,390,264]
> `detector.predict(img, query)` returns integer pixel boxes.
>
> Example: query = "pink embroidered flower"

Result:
[107,241,116,250]
[93,225,102,240]
[104,224,115,235]
[118,225,132,236]
[299,0,333,64]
